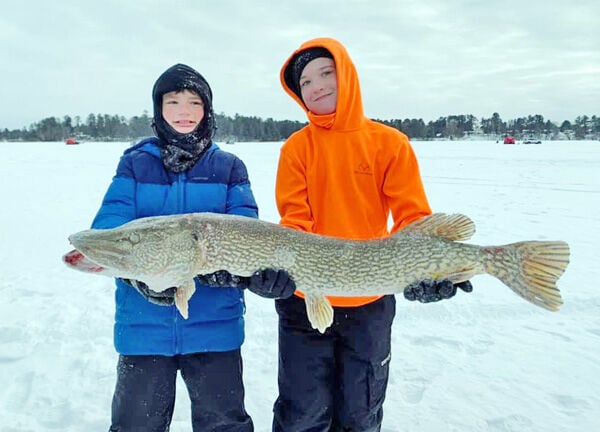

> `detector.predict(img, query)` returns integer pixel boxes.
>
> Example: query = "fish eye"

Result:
[129,233,140,243]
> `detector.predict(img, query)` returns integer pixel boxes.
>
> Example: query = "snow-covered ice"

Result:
[0,139,598,431]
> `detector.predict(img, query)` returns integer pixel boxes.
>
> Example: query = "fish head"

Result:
[68,215,204,288]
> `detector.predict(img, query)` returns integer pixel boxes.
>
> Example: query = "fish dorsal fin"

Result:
[397,213,476,241]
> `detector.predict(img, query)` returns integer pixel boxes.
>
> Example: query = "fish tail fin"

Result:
[483,241,570,311]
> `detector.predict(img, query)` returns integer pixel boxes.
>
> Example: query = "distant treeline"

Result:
[1,112,598,142]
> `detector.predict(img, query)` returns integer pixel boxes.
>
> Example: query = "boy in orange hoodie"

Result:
[273,38,472,431]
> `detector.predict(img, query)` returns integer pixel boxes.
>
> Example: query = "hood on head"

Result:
[280,37,365,131]
[151,63,216,144]
[283,46,334,100]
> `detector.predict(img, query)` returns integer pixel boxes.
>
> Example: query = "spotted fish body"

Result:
[65,212,570,333]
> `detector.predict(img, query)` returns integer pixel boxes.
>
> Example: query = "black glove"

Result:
[248,268,296,299]
[196,269,296,299]
[119,278,176,306]
[404,279,473,303]
[195,270,250,289]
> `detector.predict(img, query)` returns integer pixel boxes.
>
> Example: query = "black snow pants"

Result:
[272,294,396,432]
[108,350,253,432]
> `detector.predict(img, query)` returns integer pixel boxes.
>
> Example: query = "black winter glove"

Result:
[248,268,296,299]
[195,270,250,289]
[119,278,176,306]
[196,269,296,299]
[403,279,473,303]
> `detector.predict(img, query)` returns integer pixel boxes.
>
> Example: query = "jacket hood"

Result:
[152,63,216,142]
[151,63,216,141]
[280,37,366,131]
[149,64,217,172]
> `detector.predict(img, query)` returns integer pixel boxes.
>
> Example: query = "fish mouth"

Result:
[68,231,132,270]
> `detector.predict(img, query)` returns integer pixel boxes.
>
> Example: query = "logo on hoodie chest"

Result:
[354,162,373,176]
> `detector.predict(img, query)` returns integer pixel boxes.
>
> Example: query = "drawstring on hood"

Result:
[152,64,216,173]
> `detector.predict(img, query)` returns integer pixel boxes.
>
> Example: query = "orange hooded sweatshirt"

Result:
[276,37,432,307]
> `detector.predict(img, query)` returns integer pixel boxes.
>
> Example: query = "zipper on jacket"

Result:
[173,171,187,354]
[177,172,186,212]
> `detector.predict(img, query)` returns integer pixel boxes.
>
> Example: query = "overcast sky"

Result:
[2,0,598,130]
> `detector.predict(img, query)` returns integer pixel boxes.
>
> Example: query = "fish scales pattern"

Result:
[190,214,483,297]
[66,212,570,332]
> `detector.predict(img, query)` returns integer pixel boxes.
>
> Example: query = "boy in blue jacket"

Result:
[93,64,294,432]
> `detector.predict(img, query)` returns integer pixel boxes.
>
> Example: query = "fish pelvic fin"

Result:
[175,280,196,319]
[305,293,334,334]
[483,241,570,311]
[398,213,476,241]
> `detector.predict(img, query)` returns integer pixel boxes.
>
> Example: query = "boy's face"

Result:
[162,89,205,134]
[299,57,337,115]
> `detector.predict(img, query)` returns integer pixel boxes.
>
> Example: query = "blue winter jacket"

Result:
[91,137,258,355]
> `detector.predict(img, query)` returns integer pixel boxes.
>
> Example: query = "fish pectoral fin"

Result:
[175,280,196,320]
[305,293,334,334]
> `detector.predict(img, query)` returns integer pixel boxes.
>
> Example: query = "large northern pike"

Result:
[64,212,570,333]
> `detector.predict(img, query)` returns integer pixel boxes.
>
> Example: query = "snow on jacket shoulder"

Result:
[91,137,258,355]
